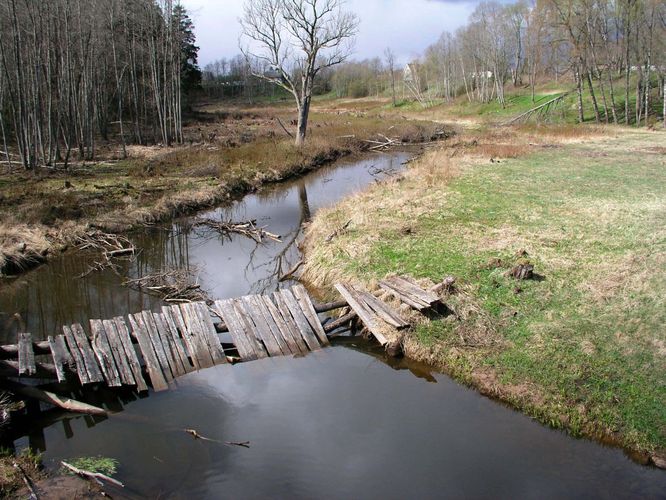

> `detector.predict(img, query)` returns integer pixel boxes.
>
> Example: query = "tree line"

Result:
[0,0,201,170]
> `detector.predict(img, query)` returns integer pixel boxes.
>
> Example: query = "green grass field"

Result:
[303,128,666,458]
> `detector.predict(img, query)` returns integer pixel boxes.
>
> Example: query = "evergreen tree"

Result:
[173,4,202,94]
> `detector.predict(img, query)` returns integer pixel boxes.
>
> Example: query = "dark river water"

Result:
[1,153,665,498]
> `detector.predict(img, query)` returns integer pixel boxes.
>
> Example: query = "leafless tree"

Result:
[241,0,359,146]
[384,48,397,107]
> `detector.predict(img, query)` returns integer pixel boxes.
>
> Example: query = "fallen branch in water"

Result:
[123,268,208,303]
[279,259,303,282]
[194,218,281,244]
[185,429,250,448]
[0,379,107,415]
[61,461,124,488]
[75,230,136,278]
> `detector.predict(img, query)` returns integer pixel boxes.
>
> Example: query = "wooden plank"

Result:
[152,313,185,377]
[164,305,200,370]
[90,319,122,387]
[241,296,283,356]
[141,311,174,382]
[271,293,310,353]
[278,289,321,351]
[262,296,305,354]
[254,296,293,355]
[213,300,258,361]
[70,324,104,383]
[18,333,36,376]
[128,314,169,392]
[48,335,72,383]
[292,284,330,346]
[394,276,440,304]
[378,280,428,310]
[62,325,90,385]
[179,303,215,368]
[232,299,268,359]
[335,284,389,345]
[356,287,409,329]
[159,309,194,373]
[192,302,227,364]
[102,320,135,386]
[112,317,149,393]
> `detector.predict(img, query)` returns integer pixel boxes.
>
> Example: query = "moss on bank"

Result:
[301,126,666,467]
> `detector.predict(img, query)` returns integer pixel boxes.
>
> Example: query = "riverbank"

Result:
[0,101,447,277]
[301,125,666,467]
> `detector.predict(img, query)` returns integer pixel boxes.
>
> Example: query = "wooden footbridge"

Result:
[1,277,441,406]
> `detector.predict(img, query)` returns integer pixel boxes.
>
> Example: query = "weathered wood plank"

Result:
[292,284,330,346]
[102,319,135,386]
[164,305,201,370]
[213,300,258,361]
[271,292,311,353]
[254,296,293,355]
[192,302,226,364]
[356,288,409,329]
[18,333,36,376]
[232,299,268,359]
[394,275,440,304]
[263,296,306,354]
[152,313,185,377]
[141,311,174,382]
[159,309,194,373]
[378,280,427,310]
[70,324,104,383]
[278,289,321,351]
[241,296,283,356]
[335,284,389,345]
[128,314,169,392]
[90,319,122,387]
[48,335,72,383]
[179,303,215,368]
[112,317,149,392]
[62,326,90,385]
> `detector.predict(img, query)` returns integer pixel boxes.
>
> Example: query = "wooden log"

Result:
[0,359,59,379]
[323,311,357,333]
[0,379,107,416]
[112,317,148,392]
[48,335,72,383]
[128,314,169,392]
[313,300,348,313]
[18,333,36,376]
[90,320,122,387]
[292,285,330,346]
[61,461,124,488]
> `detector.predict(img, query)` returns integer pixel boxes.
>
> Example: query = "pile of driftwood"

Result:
[194,217,281,244]
[75,230,136,278]
[123,268,208,303]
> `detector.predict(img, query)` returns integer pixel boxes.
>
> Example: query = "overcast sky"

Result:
[180,0,484,67]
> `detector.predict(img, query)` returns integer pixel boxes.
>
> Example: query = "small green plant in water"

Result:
[63,456,118,476]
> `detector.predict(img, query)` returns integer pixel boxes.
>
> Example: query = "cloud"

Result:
[181,0,479,66]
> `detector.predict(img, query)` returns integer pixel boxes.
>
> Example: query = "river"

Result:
[0,152,664,498]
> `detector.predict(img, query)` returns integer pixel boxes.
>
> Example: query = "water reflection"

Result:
[0,153,409,344]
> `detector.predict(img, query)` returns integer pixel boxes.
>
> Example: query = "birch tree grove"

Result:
[0,0,197,170]
[413,0,666,125]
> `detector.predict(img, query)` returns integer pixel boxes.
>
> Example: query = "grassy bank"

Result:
[302,125,666,465]
[0,102,445,276]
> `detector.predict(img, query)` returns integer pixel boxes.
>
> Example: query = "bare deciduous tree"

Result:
[241,0,359,146]
[384,47,397,107]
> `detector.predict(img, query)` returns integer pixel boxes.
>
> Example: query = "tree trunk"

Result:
[296,95,310,146]
[586,69,601,123]
[575,66,585,123]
